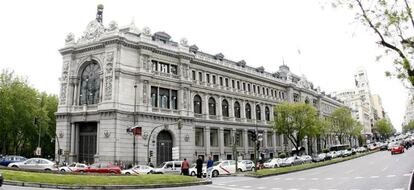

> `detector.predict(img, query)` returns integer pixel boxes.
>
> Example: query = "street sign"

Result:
[35,147,42,156]
[172,146,179,160]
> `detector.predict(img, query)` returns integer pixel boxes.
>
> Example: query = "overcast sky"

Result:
[0,0,408,131]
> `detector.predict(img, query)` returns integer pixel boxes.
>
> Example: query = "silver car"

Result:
[8,158,58,171]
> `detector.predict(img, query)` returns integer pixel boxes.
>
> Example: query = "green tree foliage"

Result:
[373,119,394,138]
[273,103,319,153]
[314,118,334,148]
[331,108,358,144]
[333,0,414,87]
[403,120,414,132]
[0,69,58,158]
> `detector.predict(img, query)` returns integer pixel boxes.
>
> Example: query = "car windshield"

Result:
[213,161,221,166]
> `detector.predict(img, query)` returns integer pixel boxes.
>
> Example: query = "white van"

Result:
[154,161,182,174]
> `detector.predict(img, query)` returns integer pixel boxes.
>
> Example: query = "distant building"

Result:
[371,94,385,120]
[404,91,414,126]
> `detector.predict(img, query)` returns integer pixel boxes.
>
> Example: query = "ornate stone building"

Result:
[56,6,344,165]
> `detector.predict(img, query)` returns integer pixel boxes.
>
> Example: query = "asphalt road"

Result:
[1,149,413,190]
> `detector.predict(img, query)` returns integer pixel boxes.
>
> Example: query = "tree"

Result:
[273,103,319,154]
[334,0,414,87]
[403,120,414,132]
[349,122,363,146]
[314,117,334,149]
[373,119,394,140]
[330,108,355,144]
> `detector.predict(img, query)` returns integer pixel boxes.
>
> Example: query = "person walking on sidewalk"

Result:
[206,156,214,181]
[196,156,203,178]
[181,158,190,176]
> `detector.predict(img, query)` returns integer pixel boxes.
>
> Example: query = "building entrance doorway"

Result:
[78,122,97,164]
[156,130,172,166]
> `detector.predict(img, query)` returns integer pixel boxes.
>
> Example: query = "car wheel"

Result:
[191,171,196,176]
[11,165,18,168]
[125,172,131,175]
[79,170,84,174]
[212,170,219,177]
[45,168,51,171]
[110,171,116,175]
[60,169,66,172]
[238,168,243,172]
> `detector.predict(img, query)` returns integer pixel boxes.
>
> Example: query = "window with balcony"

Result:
[208,97,216,115]
[248,84,251,92]
[151,87,178,109]
[234,101,241,118]
[79,62,100,105]
[160,63,169,73]
[159,88,170,109]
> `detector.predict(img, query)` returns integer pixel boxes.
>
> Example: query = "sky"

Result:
[0,0,408,131]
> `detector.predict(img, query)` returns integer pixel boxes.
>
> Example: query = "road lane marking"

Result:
[298,178,306,180]
[324,178,333,180]
[257,187,266,189]
[327,189,338,190]
[285,178,293,180]
[271,188,282,190]
[311,178,319,180]
[403,173,411,176]
[386,175,396,178]
[242,186,251,188]
[288,189,299,190]
[371,189,383,190]
[308,189,319,190]
[393,188,404,190]
[370,176,379,178]
[350,189,360,190]
[381,167,388,171]
[228,185,237,187]
[354,176,364,179]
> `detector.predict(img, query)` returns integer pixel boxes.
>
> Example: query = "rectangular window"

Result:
[267,133,273,147]
[160,63,169,73]
[210,129,218,147]
[225,78,229,87]
[247,84,250,92]
[192,71,196,80]
[159,88,170,109]
[243,82,246,91]
[195,128,204,147]
[151,86,158,107]
[170,65,177,75]
[220,77,223,86]
[237,81,240,89]
[276,134,281,146]
[231,80,235,88]
[224,130,231,147]
[151,61,158,71]
[198,72,203,81]
[236,130,243,147]
[271,90,274,97]
[266,88,269,95]
[206,74,210,83]
[213,75,216,84]
[248,132,254,147]
[253,85,256,93]
[171,90,178,110]
[257,86,261,94]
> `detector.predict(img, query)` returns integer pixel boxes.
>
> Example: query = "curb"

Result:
[247,151,378,178]
[4,180,212,189]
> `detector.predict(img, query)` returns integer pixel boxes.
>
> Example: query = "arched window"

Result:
[79,62,100,105]
[222,99,229,117]
[245,103,251,119]
[194,95,202,114]
[256,105,261,120]
[208,97,216,115]
[265,106,270,121]
[234,101,241,118]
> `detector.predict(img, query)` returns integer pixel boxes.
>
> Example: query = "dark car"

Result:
[0,155,26,167]
[379,144,388,151]
[0,171,3,187]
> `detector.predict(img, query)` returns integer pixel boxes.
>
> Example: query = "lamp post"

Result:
[133,83,137,165]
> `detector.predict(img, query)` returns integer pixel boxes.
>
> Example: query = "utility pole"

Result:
[133,83,137,165]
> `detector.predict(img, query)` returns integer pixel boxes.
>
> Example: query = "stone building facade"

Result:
[55,7,344,166]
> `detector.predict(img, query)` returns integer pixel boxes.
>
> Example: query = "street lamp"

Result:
[133,83,137,165]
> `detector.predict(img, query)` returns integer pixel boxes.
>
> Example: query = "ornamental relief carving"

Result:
[143,80,148,104]
[104,52,114,101]
[60,84,67,105]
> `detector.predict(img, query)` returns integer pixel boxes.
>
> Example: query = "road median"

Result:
[247,150,378,178]
[0,169,211,189]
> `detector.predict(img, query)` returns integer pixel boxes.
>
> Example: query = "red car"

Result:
[391,144,405,155]
[74,162,121,174]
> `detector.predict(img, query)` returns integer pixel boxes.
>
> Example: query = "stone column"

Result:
[95,122,100,162]
[70,123,76,161]
[252,102,257,122]
[178,87,184,112]
[205,127,211,156]
[243,129,248,155]
[263,129,268,149]
[72,81,78,106]
[261,104,265,123]
[229,98,234,121]
[218,96,223,120]
[203,94,208,119]
[270,104,275,122]
[272,132,277,153]
[219,127,224,159]
[241,100,246,122]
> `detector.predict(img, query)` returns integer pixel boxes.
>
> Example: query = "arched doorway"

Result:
[157,130,173,166]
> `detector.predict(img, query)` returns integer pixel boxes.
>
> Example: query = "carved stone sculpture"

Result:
[107,21,119,32]
[65,33,75,44]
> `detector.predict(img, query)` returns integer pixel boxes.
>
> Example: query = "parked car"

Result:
[121,165,154,175]
[237,160,255,172]
[59,163,88,172]
[356,147,367,153]
[154,161,182,174]
[280,156,303,166]
[0,155,26,167]
[74,162,121,174]
[379,143,388,151]
[189,163,206,176]
[327,151,339,159]
[263,158,283,168]
[0,171,3,187]
[391,144,405,155]
[8,158,58,171]
[341,149,352,157]
[211,160,236,177]
[299,155,312,164]
[312,153,326,162]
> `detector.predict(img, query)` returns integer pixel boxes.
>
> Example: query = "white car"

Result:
[237,160,255,172]
[299,155,312,163]
[154,161,182,174]
[263,158,283,168]
[8,158,58,171]
[211,160,236,177]
[189,163,206,176]
[59,163,88,172]
[122,165,154,175]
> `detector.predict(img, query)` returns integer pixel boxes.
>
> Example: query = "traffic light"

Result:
[150,150,153,157]
[250,131,257,142]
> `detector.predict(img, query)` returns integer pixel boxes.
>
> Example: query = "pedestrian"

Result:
[206,156,214,181]
[181,158,190,176]
[196,156,203,178]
